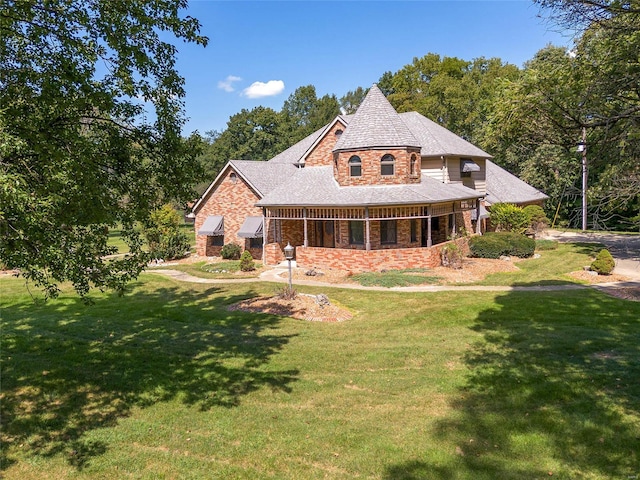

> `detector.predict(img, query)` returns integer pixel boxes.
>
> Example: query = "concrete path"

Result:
[148,266,638,294]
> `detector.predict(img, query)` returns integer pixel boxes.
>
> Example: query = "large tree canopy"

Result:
[0,0,208,298]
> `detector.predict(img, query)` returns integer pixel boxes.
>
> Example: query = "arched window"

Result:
[381,154,395,176]
[349,155,362,177]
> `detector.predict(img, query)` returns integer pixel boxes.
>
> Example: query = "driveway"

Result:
[542,229,640,280]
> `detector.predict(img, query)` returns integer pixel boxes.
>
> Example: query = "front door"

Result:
[313,220,335,247]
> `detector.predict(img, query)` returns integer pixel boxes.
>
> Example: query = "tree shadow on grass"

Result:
[384,287,640,479]
[1,281,299,471]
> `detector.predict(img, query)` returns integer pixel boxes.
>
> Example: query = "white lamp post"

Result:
[283,242,294,291]
[577,126,587,232]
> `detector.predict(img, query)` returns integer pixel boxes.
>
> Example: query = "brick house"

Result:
[192,85,547,272]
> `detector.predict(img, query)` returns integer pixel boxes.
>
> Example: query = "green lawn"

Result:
[1,274,638,479]
[468,241,605,286]
[107,223,196,254]
[153,260,264,279]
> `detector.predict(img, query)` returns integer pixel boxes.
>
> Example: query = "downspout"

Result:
[365,207,371,251]
[303,208,308,247]
[262,207,267,266]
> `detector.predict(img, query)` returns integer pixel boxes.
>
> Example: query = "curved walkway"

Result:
[148,267,639,294]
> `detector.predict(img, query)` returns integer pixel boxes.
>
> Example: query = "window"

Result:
[410,154,419,176]
[208,235,224,247]
[349,155,362,177]
[410,219,418,243]
[381,154,395,176]
[229,172,238,183]
[380,220,397,244]
[335,129,343,137]
[249,237,262,249]
[349,221,364,245]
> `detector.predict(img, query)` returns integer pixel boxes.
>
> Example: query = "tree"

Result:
[144,205,191,261]
[339,86,368,114]
[0,0,208,298]
[280,85,340,145]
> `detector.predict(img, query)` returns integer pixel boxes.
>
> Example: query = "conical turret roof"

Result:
[333,84,420,152]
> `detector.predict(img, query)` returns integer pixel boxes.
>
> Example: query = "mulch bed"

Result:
[228,293,353,322]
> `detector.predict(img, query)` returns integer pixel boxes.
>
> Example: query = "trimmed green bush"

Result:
[590,249,615,275]
[469,232,535,259]
[524,205,550,235]
[220,243,242,260]
[239,250,256,272]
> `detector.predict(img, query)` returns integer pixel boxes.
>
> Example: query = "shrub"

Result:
[489,203,530,234]
[523,205,549,235]
[469,232,535,259]
[441,243,464,269]
[239,250,255,272]
[144,204,191,260]
[590,249,615,275]
[220,243,242,260]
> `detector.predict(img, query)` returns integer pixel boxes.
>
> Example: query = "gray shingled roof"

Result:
[333,85,420,152]
[485,159,548,205]
[399,112,492,158]
[268,125,326,164]
[256,166,482,207]
[230,160,297,196]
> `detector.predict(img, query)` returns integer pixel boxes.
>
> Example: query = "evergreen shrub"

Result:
[590,249,615,275]
[469,232,535,259]
[239,250,256,271]
[220,243,242,260]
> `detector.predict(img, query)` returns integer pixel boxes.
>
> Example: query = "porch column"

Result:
[365,207,371,251]
[303,208,308,247]
[262,208,267,265]
[475,199,482,234]
[427,216,433,247]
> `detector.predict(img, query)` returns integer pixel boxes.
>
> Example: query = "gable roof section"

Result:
[399,112,492,158]
[485,159,549,205]
[230,160,296,195]
[257,166,482,208]
[192,160,296,213]
[268,126,326,164]
[333,85,420,152]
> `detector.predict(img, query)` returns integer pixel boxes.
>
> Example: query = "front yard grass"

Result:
[151,260,264,279]
[1,274,638,479]
[468,241,604,286]
[350,268,442,287]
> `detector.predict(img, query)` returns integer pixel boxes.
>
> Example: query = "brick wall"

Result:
[295,237,470,273]
[304,121,347,167]
[194,168,263,257]
[334,147,421,186]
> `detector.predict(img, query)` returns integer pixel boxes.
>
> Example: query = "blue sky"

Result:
[175,1,573,135]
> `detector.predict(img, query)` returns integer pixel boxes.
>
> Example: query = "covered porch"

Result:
[262,201,480,270]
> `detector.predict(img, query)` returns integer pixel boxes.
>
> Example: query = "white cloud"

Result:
[243,80,285,99]
[218,75,242,92]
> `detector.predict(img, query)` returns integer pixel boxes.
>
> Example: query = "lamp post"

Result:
[577,126,587,232]
[284,242,294,291]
